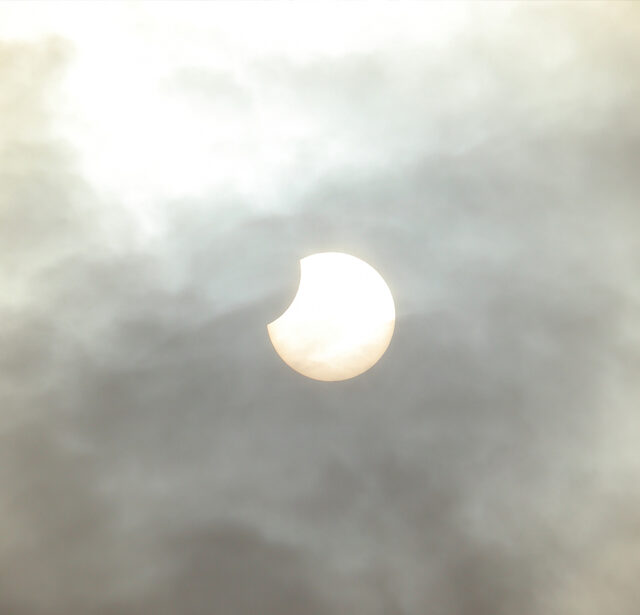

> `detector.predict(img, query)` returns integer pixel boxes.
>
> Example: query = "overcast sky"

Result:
[1,2,640,614]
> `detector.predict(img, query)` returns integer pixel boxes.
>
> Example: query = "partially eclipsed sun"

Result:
[267,252,395,381]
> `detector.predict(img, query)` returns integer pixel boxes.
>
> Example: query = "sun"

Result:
[267,252,395,381]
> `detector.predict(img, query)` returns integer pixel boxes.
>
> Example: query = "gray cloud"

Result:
[1,3,640,614]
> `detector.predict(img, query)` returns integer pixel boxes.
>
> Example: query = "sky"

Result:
[1,1,639,613]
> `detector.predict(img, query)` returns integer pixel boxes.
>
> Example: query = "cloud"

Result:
[1,3,639,614]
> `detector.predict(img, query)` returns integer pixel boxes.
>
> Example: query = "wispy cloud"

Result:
[1,2,639,613]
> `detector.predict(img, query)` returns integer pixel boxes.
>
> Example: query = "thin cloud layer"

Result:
[1,3,639,614]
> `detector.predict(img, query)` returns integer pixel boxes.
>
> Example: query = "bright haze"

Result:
[1,2,639,614]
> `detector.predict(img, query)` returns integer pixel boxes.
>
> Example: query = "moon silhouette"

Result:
[267,252,395,381]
